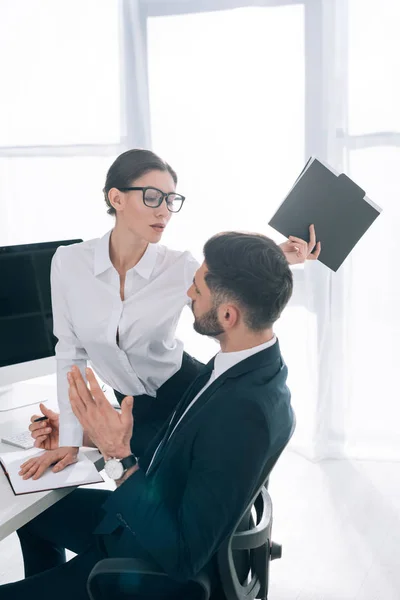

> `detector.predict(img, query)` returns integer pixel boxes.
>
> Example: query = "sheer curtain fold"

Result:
[121,0,152,150]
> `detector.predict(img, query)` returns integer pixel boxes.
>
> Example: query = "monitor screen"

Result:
[0,240,82,369]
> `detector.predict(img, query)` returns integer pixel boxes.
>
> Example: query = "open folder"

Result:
[268,157,382,271]
[0,448,103,495]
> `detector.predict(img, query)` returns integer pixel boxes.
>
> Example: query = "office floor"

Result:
[1,451,399,600]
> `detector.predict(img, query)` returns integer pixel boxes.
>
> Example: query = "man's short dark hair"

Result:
[203,232,293,331]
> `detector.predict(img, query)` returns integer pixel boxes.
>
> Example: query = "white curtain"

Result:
[341,0,400,460]
[1,0,398,461]
[144,0,400,461]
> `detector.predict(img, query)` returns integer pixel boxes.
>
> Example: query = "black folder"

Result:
[268,157,382,272]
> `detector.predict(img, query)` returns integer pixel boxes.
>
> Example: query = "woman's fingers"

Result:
[30,414,42,424]
[308,241,321,260]
[288,238,308,257]
[19,457,43,479]
[52,453,77,473]
[288,236,308,248]
[19,454,59,480]
[29,422,51,435]
[289,227,320,258]
[39,403,59,420]
[31,455,57,480]
[34,435,49,448]
[308,224,317,252]
[20,457,37,471]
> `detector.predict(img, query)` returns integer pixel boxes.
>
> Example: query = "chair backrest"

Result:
[213,413,296,600]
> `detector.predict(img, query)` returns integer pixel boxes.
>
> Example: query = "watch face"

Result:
[105,458,124,480]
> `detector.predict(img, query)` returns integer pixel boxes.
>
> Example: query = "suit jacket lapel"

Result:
[167,341,282,441]
[165,374,228,441]
[146,362,214,475]
[146,342,282,476]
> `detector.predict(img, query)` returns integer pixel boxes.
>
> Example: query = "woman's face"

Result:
[111,169,177,243]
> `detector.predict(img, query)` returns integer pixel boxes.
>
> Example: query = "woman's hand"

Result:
[19,447,79,480]
[29,403,60,450]
[280,224,321,265]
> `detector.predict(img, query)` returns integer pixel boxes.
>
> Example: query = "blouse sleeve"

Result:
[51,248,88,447]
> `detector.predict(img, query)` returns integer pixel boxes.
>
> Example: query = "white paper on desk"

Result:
[0,448,103,495]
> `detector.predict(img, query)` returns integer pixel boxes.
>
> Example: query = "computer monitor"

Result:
[0,239,82,411]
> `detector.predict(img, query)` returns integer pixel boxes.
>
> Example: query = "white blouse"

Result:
[51,230,199,447]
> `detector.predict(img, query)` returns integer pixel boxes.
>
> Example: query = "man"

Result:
[2,231,295,599]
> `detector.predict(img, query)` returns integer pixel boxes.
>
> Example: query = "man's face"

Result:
[187,262,224,338]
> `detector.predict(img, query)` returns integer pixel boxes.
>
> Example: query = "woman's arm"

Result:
[51,247,89,447]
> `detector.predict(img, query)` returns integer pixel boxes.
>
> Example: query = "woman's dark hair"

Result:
[203,232,293,331]
[103,149,178,215]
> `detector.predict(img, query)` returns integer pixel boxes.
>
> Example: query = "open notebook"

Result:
[0,448,104,495]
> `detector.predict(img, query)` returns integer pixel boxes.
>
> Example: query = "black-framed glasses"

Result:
[118,186,185,213]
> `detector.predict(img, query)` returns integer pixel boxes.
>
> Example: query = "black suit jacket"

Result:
[95,340,293,582]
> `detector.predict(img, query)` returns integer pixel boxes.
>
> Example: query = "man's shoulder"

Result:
[221,343,288,394]
[210,353,290,422]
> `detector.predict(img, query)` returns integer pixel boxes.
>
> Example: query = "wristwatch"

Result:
[104,454,137,480]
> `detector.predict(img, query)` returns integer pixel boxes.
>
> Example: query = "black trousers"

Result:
[2,489,185,600]
[115,352,204,457]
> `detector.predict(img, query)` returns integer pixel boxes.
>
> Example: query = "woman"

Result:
[23,149,320,479]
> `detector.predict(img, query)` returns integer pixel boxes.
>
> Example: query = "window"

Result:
[147,4,308,376]
[0,0,122,244]
[348,0,400,135]
[0,0,121,147]
[147,5,305,258]
[0,156,114,245]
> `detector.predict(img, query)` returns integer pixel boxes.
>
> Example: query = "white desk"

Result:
[0,377,104,541]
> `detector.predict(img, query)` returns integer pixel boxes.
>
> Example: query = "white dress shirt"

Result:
[146,336,277,473]
[51,230,199,447]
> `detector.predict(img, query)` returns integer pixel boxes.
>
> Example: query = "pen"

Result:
[33,416,48,423]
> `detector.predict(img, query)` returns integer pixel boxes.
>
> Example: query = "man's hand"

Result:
[29,403,60,450]
[280,224,321,265]
[68,366,133,460]
[19,447,79,480]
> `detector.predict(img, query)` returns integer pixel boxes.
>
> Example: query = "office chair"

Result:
[87,415,296,600]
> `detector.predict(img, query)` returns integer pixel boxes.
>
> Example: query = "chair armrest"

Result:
[231,487,272,550]
[89,557,167,578]
[87,558,211,600]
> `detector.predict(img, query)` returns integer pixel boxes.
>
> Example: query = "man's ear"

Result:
[220,304,239,329]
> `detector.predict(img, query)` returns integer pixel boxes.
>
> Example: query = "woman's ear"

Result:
[108,188,125,213]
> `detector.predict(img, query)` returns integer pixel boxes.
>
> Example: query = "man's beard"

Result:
[192,304,224,338]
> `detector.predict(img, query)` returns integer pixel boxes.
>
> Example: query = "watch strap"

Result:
[120,454,137,470]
